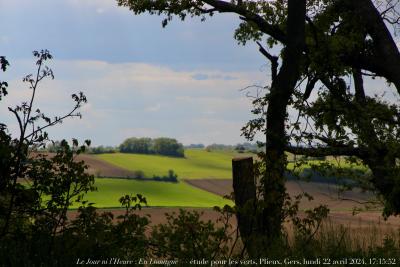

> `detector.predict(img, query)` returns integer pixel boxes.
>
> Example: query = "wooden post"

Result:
[232,157,256,244]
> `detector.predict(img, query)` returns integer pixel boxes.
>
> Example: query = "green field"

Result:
[287,158,368,173]
[97,149,242,179]
[74,178,232,208]
[97,149,368,180]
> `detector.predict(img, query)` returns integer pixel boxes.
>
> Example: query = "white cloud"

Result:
[65,0,126,15]
[0,36,10,44]
[145,103,162,112]
[66,0,117,8]
[119,127,161,140]
[0,0,121,15]
[178,118,250,145]
[96,8,105,14]
[1,59,268,146]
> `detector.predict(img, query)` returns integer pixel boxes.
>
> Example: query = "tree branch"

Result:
[303,75,318,100]
[203,0,287,43]
[286,145,363,157]
[353,68,366,102]
[256,41,278,80]
[342,0,400,91]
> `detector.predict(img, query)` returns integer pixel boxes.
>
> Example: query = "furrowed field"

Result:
[96,149,237,179]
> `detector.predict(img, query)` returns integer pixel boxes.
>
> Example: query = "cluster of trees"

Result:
[119,137,185,157]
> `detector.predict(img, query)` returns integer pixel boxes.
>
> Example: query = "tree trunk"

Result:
[259,0,306,248]
[232,157,257,254]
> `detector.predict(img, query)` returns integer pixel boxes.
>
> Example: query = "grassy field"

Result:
[97,149,369,180]
[73,178,232,209]
[97,149,241,179]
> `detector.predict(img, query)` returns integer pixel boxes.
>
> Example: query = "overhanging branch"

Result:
[203,0,287,43]
[286,145,364,157]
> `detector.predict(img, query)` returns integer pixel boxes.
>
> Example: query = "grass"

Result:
[284,219,400,263]
[74,178,232,209]
[97,149,243,179]
[287,158,368,172]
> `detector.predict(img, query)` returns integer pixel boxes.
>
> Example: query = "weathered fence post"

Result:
[232,157,256,248]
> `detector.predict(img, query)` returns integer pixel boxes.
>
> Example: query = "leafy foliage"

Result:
[0,51,95,265]
[150,209,232,261]
[0,56,9,101]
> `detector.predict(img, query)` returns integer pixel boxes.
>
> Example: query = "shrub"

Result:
[131,170,145,179]
[152,170,178,183]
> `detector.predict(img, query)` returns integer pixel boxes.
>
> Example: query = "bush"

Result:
[152,169,179,183]
[131,170,145,179]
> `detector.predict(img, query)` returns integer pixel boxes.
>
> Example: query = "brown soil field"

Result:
[184,179,233,198]
[76,154,137,178]
[185,179,376,211]
[30,153,137,178]
[183,178,400,232]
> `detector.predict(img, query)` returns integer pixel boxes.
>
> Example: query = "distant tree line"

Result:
[45,140,262,156]
[119,137,184,157]
[44,138,185,157]
[184,144,205,149]
[205,142,262,153]
[45,141,117,154]
[204,143,233,151]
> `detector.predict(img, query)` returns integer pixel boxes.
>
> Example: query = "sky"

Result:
[2,1,398,147]
[0,0,273,146]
